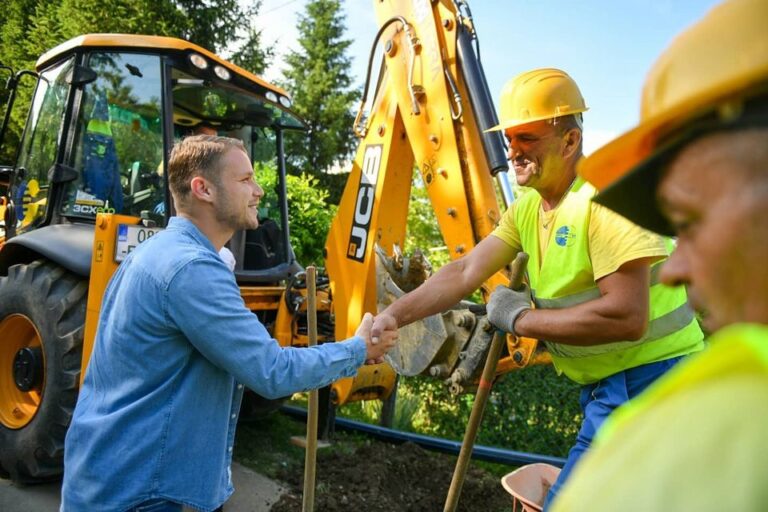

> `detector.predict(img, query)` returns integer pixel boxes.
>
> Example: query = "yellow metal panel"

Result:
[326,81,414,342]
[331,363,397,405]
[239,286,284,311]
[372,0,508,298]
[81,213,141,386]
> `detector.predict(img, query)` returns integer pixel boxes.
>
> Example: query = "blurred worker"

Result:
[82,94,123,212]
[61,136,398,512]
[373,68,704,507]
[551,0,768,509]
[192,121,218,136]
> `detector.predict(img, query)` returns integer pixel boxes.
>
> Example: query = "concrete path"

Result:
[0,462,287,511]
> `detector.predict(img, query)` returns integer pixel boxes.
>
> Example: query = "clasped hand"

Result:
[355,312,398,364]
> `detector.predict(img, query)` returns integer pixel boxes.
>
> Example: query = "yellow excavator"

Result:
[0,0,548,484]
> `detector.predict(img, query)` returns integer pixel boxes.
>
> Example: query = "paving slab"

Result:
[0,462,287,511]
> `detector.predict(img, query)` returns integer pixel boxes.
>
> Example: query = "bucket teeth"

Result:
[376,244,432,293]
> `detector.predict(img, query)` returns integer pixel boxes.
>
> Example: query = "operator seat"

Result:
[228,219,302,284]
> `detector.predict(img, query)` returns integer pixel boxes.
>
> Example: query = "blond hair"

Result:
[167,135,246,205]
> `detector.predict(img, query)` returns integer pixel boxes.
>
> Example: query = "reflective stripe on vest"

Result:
[513,176,704,383]
[535,263,695,358]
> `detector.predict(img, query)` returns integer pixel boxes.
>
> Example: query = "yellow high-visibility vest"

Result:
[551,323,768,512]
[514,177,703,384]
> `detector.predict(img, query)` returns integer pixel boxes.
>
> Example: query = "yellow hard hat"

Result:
[487,68,588,132]
[582,0,768,234]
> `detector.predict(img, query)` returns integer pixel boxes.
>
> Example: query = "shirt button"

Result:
[228,447,233,453]
[231,413,237,419]
[237,384,243,390]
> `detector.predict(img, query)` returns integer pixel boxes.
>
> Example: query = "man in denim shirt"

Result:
[61,136,397,512]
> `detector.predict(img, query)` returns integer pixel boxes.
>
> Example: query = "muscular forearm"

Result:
[514,298,648,345]
[381,259,479,327]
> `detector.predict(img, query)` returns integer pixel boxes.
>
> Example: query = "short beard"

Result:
[214,200,259,231]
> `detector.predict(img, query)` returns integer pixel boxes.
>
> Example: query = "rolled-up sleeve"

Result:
[165,257,366,399]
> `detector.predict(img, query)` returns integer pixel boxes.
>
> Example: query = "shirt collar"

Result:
[167,216,218,255]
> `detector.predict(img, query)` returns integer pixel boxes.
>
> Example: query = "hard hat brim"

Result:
[585,89,768,236]
[485,108,589,133]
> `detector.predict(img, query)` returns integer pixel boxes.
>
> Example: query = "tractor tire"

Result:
[238,391,287,422]
[0,260,87,483]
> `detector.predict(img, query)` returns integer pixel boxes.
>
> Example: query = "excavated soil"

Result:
[270,441,511,512]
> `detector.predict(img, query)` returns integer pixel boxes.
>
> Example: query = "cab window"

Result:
[61,52,164,224]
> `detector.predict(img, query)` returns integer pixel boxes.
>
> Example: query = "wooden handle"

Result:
[444,252,529,512]
[508,252,529,291]
[302,267,318,512]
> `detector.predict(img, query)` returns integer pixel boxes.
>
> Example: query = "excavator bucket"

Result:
[376,245,476,377]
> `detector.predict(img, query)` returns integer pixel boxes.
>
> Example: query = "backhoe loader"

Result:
[0,0,548,484]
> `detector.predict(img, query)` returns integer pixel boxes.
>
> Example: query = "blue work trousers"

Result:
[543,356,683,510]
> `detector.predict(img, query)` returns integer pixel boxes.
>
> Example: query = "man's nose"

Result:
[253,182,264,198]
[660,245,690,287]
[507,143,521,160]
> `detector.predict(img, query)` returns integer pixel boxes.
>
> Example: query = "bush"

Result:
[255,162,336,266]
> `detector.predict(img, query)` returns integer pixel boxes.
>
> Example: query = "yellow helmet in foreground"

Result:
[487,68,588,132]
[581,0,768,234]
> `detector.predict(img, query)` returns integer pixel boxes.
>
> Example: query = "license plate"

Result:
[115,224,163,262]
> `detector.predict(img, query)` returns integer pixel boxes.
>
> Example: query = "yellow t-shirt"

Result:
[492,190,667,279]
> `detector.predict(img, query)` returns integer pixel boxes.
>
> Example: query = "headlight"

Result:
[188,53,208,70]
[213,65,231,81]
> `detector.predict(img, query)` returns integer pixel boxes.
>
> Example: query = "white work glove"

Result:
[486,284,532,336]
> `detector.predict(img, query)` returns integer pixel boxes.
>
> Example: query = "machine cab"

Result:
[0,34,305,282]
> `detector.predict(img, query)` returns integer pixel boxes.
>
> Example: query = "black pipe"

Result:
[280,405,566,468]
[455,24,508,176]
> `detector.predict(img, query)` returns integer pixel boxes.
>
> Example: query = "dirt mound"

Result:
[270,441,511,511]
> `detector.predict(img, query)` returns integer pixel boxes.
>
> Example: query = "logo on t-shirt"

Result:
[555,225,576,247]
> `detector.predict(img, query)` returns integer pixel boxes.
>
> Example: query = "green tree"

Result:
[172,0,274,75]
[0,0,274,164]
[281,0,360,203]
[229,25,273,76]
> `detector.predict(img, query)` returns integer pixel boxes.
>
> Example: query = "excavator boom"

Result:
[325,0,546,400]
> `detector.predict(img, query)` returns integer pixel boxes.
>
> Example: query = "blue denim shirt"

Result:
[61,217,366,512]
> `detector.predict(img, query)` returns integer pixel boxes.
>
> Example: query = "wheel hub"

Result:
[0,313,44,429]
[13,347,43,392]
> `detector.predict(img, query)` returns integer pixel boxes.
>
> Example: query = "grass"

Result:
[233,409,372,480]
[233,412,306,479]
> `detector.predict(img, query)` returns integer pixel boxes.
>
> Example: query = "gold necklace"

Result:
[540,177,577,229]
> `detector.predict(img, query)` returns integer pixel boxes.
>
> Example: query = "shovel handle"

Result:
[508,252,529,291]
[302,267,319,512]
[444,252,529,512]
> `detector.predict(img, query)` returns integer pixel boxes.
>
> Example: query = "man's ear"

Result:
[562,128,582,159]
[190,176,214,203]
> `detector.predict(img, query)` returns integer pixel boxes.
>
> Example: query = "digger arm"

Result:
[325,0,545,402]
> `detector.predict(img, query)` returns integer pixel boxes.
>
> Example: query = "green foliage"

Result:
[229,25,273,76]
[255,162,336,267]
[0,0,273,163]
[234,412,306,479]
[405,170,451,269]
[281,0,360,204]
[339,366,582,458]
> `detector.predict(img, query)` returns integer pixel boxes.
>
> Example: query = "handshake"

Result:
[354,312,399,365]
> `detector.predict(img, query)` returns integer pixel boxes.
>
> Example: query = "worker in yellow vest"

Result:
[551,0,768,510]
[373,67,704,507]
